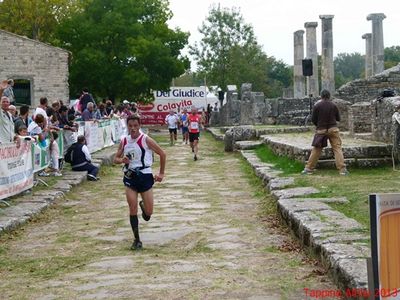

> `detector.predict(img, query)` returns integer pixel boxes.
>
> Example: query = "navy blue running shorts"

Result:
[123,172,154,193]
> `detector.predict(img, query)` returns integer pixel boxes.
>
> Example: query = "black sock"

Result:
[129,215,140,241]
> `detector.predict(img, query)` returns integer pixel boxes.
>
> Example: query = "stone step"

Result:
[277,198,369,291]
[315,157,392,168]
[238,147,370,293]
[234,140,263,150]
[262,135,392,162]
[257,126,312,135]
[206,128,224,141]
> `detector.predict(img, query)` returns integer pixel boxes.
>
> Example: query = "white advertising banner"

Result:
[138,87,207,125]
[0,141,33,199]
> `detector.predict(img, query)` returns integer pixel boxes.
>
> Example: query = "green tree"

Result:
[56,0,189,100]
[190,4,291,97]
[189,5,256,91]
[173,71,204,87]
[225,44,292,97]
[384,46,400,69]
[334,52,364,88]
[0,0,83,42]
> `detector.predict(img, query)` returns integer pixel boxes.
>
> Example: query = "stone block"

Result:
[271,187,320,200]
[234,140,263,150]
[331,258,369,290]
[287,197,348,204]
[267,177,295,191]
[321,243,370,269]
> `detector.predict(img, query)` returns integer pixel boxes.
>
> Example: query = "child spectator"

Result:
[49,131,62,176]
[17,125,35,141]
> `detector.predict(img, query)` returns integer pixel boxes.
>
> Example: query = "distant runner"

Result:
[180,108,189,145]
[165,110,179,146]
[188,106,204,161]
[113,115,166,250]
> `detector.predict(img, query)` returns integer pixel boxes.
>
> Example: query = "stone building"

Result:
[0,29,69,107]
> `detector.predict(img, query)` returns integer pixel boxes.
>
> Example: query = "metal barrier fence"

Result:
[0,118,127,200]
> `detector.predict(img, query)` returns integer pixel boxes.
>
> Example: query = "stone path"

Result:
[0,131,337,299]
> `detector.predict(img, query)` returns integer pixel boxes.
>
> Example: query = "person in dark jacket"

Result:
[302,89,348,176]
[79,88,94,111]
[70,135,99,181]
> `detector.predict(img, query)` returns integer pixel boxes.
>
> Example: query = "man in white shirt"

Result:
[33,97,49,125]
[165,110,179,146]
[0,96,16,144]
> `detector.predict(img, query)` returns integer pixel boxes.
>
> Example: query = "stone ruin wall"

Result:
[372,97,400,143]
[349,102,373,134]
[335,63,400,104]
[214,85,351,132]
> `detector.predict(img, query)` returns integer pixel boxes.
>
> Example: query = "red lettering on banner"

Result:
[0,141,31,160]
[155,99,193,112]
[137,103,154,111]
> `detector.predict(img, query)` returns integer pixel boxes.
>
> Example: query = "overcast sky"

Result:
[168,0,400,69]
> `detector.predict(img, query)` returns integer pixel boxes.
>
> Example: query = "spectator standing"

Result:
[33,97,49,124]
[214,102,219,112]
[52,101,62,122]
[96,103,109,118]
[79,88,94,112]
[27,114,47,145]
[302,89,349,176]
[105,100,114,116]
[14,105,32,133]
[8,105,17,121]
[3,79,15,105]
[121,101,132,118]
[0,96,17,143]
[58,106,78,131]
[16,125,30,139]
[46,107,60,131]
[82,102,95,121]
[49,131,62,176]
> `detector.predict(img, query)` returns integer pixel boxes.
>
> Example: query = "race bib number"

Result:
[190,122,199,130]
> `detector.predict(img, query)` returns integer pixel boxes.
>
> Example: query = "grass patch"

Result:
[0,253,89,279]
[263,245,280,253]
[239,156,277,215]
[311,211,328,222]
[293,166,400,228]
[254,145,304,175]
[250,142,400,229]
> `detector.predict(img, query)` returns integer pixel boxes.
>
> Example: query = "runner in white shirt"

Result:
[165,110,179,146]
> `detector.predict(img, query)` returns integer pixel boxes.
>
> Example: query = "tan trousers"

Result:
[305,127,346,171]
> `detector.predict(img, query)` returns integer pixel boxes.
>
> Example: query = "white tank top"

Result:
[122,133,153,174]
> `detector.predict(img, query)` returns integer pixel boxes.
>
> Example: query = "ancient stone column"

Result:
[362,33,373,78]
[293,30,305,98]
[319,15,335,93]
[367,13,386,74]
[304,22,319,97]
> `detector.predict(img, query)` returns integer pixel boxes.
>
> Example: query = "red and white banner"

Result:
[0,141,34,199]
[138,87,208,125]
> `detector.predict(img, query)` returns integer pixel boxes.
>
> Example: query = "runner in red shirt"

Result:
[188,106,204,161]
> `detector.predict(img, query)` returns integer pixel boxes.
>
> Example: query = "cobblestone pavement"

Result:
[0,131,337,299]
